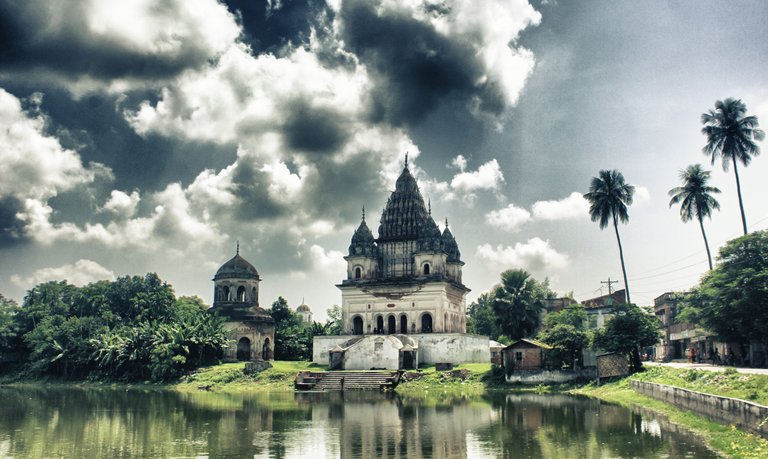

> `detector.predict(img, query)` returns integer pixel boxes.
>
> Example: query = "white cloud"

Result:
[11,259,115,289]
[634,185,650,205]
[102,190,140,219]
[426,158,505,204]
[0,88,103,201]
[476,237,568,272]
[485,204,531,231]
[531,192,590,221]
[309,244,346,272]
[17,183,221,252]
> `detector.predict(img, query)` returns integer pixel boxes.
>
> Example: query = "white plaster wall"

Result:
[344,336,403,370]
[415,334,489,364]
[340,281,467,334]
[312,334,489,365]
[313,336,352,364]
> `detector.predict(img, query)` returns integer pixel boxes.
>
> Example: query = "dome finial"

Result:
[236,240,240,255]
[445,217,448,228]
[362,205,365,221]
[404,152,409,169]
[428,199,432,216]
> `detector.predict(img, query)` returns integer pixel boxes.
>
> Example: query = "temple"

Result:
[313,158,489,369]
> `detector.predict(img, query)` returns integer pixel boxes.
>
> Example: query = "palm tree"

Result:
[490,269,547,340]
[701,98,765,235]
[668,164,721,270]
[584,169,635,304]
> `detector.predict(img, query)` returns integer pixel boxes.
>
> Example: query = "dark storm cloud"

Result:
[300,153,385,223]
[231,160,289,220]
[0,196,27,247]
[223,0,331,54]
[283,100,350,154]
[0,1,236,84]
[337,0,504,125]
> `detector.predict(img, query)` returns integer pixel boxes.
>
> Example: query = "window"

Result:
[423,263,430,275]
[355,267,362,279]
[515,351,523,362]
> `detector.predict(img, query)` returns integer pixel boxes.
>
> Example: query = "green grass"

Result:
[173,361,323,393]
[572,376,768,459]
[632,366,768,405]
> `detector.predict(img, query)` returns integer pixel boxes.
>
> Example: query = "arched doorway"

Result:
[400,315,408,334]
[423,263,430,275]
[237,286,246,302]
[237,337,251,361]
[353,316,364,335]
[262,338,271,360]
[376,316,384,334]
[421,313,433,333]
[355,267,362,279]
[388,315,396,334]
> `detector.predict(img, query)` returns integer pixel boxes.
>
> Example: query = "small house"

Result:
[502,339,552,371]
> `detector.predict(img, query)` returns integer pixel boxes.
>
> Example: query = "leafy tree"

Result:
[584,169,635,304]
[325,305,343,335]
[269,297,310,360]
[701,98,764,235]
[538,305,590,369]
[467,293,503,341]
[490,270,548,341]
[681,231,768,363]
[668,164,721,270]
[593,303,661,373]
[0,294,21,359]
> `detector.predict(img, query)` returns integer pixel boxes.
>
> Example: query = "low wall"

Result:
[505,368,596,384]
[312,334,489,365]
[631,380,768,439]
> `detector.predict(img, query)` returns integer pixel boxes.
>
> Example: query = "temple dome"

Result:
[214,253,260,280]
[349,217,376,256]
[377,165,433,241]
[297,303,311,312]
[442,224,461,262]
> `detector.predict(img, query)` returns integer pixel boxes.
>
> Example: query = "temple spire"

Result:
[445,218,449,228]
[404,152,409,169]
[362,206,365,221]
[428,199,432,216]
[236,240,240,255]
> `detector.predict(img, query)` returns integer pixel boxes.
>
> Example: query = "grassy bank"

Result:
[572,370,768,459]
[172,361,320,392]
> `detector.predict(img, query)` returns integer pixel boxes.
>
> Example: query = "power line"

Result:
[628,260,707,282]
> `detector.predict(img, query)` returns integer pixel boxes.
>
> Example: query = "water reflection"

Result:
[0,387,717,458]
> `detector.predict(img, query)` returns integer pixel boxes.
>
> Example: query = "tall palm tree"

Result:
[490,269,547,340]
[584,169,635,304]
[668,164,721,270]
[701,98,765,235]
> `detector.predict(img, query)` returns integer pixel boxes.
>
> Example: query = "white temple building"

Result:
[313,158,489,370]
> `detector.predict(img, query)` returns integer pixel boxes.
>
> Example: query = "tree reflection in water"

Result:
[0,387,718,458]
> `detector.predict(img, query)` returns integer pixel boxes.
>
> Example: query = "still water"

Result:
[0,387,716,458]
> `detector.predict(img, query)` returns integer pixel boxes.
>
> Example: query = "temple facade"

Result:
[313,159,489,369]
[339,160,469,336]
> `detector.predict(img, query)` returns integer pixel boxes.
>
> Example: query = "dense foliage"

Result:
[490,270,549,341]
[593,303,661,373]
[682,231,768,365]
[467,293,504,341]
[537,305,591,369]
[0,274,229,381]
[269,297,313,361]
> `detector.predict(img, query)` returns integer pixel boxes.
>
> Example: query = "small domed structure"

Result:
[296,300,312,323]
[210,242,274,362]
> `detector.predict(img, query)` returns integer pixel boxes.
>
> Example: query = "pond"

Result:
[0,387,717,458]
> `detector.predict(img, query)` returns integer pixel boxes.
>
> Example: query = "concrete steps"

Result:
[295,371,402,391]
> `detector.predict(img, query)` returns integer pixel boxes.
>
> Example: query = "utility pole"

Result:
[601,278,619,306]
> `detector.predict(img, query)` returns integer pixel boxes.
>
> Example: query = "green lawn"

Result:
[631,366,768,405]
[173,360,324,393]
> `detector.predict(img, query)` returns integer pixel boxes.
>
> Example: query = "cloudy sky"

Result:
[1,0,767,319]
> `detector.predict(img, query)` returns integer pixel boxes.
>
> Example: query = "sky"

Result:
[1,0,767,320]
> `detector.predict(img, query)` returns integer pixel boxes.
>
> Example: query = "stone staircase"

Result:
[295,371,402,391]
